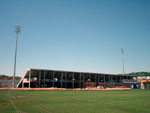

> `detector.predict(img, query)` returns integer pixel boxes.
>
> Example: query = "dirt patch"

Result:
[0,87,131,91]
[110,94,134,97]
[99,94,134,97]
[11,96,24,99]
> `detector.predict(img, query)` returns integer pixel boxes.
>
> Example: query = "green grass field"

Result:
[0,90,150,113]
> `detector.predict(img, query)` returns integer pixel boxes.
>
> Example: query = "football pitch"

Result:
[0,90,150,113]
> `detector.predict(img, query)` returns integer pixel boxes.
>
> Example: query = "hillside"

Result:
[0,75,21,79]
[128,72,150,76]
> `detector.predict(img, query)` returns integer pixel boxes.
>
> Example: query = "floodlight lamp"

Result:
[121,48,124,55]
[15,24,21,33]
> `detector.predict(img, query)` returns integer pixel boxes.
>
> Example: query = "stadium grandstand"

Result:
[17,68,138,89]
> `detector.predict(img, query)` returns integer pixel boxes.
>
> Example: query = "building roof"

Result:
[30,68,126,76]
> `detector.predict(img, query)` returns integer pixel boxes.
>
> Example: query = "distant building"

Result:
[137,78,150,89]
[0,79,20,88]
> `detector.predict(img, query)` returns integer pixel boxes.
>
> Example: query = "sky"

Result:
[0,0,150,77]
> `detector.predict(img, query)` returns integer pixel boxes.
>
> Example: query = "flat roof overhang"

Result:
[29,68,127,76]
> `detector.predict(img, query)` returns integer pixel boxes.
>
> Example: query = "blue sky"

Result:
[0,0,150,76]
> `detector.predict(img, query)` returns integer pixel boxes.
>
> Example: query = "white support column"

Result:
[53,72,54,87]
[22,79,24,88]
[65,73,67,88]
[115,75,117,87]
[89,74,91,88]
[109,75,110,83]
[95,75,97,87]
[29,70,31,88]
[83,74,84,88]
[44,71,46,88]
[109,75,110,87]
[39,71,41,87]
[61,72,63,88]
[111,75,112,83]
[72,73,74,89]
[120,75,122,85]
[104,75,105,88]
[98,75,100,87]
[79,73,81,88]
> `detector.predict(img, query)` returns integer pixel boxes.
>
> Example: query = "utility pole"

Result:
[121,48,125,86]
[121,48,124,75]
[13,24,21,88]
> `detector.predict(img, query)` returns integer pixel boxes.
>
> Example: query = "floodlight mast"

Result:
[121,48,124,75]
[13,24,21,88]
